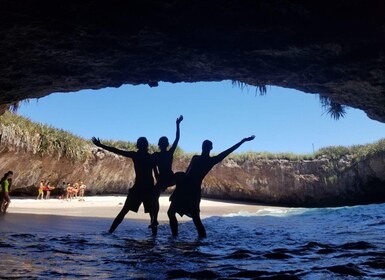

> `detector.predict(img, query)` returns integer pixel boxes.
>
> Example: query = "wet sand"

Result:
[6,195,273,220]
[1,196,284,233]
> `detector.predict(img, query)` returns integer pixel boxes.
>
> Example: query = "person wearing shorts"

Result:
[92,136,157,234]
[152,115,183,229]
[168,136,255,238]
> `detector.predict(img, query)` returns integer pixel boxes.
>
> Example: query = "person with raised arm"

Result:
[151,115,183,229]
[92,136,158,235]
[168,135,255,238]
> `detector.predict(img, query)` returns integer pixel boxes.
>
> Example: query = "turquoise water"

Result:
[1,203,385,279]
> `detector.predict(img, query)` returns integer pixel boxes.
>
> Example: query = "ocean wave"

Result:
[223,207,309,217]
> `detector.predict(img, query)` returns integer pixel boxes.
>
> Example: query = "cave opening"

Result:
[16,81,385,155]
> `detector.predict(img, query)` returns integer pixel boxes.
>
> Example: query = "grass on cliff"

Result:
[314,139,385,160]
[0,112,184,161]
[231,139,385,162]
[101,140,184,158]
[1,111,385,162]
[0,111,89,161]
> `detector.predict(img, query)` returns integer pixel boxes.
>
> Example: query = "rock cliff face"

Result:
[2,121,385,207]
[202,155,385,206]
[1,1,385,121]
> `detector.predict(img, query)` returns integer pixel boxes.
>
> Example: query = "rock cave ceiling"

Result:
[1,0,385,121]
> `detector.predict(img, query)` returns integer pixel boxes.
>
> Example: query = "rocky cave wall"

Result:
[1,0,385,121]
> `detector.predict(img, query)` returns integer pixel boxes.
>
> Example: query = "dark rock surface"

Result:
[1,1,385,121]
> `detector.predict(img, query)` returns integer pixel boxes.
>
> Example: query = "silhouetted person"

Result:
[92,136,157,234]
[0,171,13,214]
[151,115,183,229]
[168,135,255,238]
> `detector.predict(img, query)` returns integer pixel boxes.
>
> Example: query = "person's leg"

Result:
[192,212,206,238]
[0,196,4,214]
[109,195,136,233]
[109,206,130,233]
[149,212,158,236]
[3,197,10,213]
[151,188,160,227]
[143,192,159,235]
[167,204,178,237]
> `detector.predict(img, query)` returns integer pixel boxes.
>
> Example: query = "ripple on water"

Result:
[2,203,385,278]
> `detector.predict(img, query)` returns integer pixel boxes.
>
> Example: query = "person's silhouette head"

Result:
[202,140,213,154]
[136,137,149,151]
[158,136,169,151]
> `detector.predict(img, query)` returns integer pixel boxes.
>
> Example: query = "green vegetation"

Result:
[231,80,267,96]
[231,81,347,120]
[0,112,185,161]
[315,139,385,160]
[319,95,347,120]
[230,151,315,161]
[231,138,385,162]
[102,139,184,157]
[0,111,89,161]
[1,111,385,163]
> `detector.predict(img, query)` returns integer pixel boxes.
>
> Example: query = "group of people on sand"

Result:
[0,171,13,214]
[92,115,254,237]
[65,181,87,201]
[36,180,87,201]
[37,180,56,200]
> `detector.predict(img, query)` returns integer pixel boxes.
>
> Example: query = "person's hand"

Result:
[91,137,101,146]
[176,115,183,124]
[243,135,255,142]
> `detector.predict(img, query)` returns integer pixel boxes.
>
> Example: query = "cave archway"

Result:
[1,0,385,121]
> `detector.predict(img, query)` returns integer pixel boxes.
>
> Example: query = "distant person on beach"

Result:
[151,115,183,229]
[45,183,55,200]
[79,181,86,201]
[66,183,73,201]
[73,182,79,199]
[37,180,44,200]
[92,136,158,234]
[168,135,255,238]
[0,171,13,214]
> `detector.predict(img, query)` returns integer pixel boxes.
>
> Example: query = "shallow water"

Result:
[2,204,385,279]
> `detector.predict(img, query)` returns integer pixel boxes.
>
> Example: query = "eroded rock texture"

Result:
[2,121,385,207]
[1,1,385,120]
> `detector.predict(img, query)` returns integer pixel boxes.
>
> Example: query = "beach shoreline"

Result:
[5,195,281,221]
[1,195,287,233]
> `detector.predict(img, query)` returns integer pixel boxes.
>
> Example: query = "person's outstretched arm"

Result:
[92,137,135,158]
[212,135,255,164]
[169,115,183,154]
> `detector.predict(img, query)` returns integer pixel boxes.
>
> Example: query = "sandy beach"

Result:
[6,195,273,221]
[1,195,282,233]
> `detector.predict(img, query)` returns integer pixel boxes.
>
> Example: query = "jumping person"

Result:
[167,135,255,238]
[92,136,158,235]
[151,115,183,229]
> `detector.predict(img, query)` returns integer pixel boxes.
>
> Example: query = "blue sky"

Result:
[17,81,385,154]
